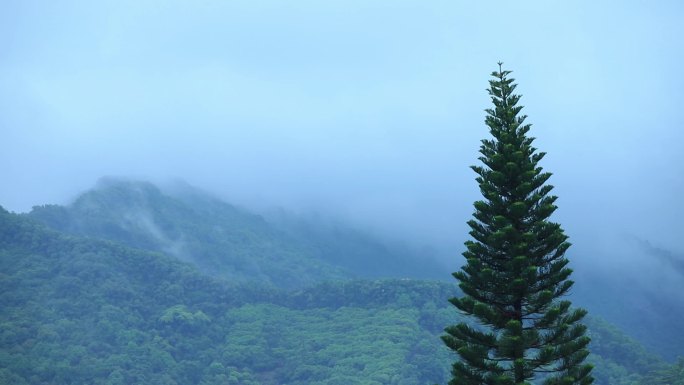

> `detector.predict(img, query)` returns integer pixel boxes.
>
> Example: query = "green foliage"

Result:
[444,65,592,384]
[220,304,449,385]
[159,305,210,329]
[0,206,666,384]
[0,207,454,384]
[647,357,684,385]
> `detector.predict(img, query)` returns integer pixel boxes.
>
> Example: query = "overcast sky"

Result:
[1,0,683,265]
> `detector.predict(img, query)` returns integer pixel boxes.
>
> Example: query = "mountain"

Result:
[27,178,446,289]
[1,206,678,384]
[24,179,684,361]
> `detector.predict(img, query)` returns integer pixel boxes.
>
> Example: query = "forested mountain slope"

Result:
[23,179,684,362]
[1,207,678,384]
[27,178,445,288]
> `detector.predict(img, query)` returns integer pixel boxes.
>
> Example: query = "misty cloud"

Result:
[1,0,683,271]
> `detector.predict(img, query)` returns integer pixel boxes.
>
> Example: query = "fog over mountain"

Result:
[2,0,683,298]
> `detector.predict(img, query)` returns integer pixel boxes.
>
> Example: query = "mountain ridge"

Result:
[27,178,446,288]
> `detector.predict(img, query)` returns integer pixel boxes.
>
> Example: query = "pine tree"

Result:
[442,64,593,385]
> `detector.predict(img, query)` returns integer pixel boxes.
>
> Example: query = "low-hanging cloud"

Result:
[1,0,682,270]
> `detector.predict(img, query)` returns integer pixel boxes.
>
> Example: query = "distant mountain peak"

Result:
[28,178,448,288]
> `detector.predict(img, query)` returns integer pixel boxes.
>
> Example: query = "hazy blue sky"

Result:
[2,0,683,264]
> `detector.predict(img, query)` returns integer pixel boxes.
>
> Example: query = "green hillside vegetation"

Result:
[1,207,679,384]
[29,179,684,362]
[27,178,344,289]
[28,178,445,288]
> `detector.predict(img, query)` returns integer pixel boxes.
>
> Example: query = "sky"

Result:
[1,0,683,269]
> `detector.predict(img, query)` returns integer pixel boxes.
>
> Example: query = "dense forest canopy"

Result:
[1,181,682,384]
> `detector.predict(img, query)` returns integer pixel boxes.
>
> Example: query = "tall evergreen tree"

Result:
[442,64,593,385]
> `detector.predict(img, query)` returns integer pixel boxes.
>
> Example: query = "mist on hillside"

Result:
[2,0,683,350]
